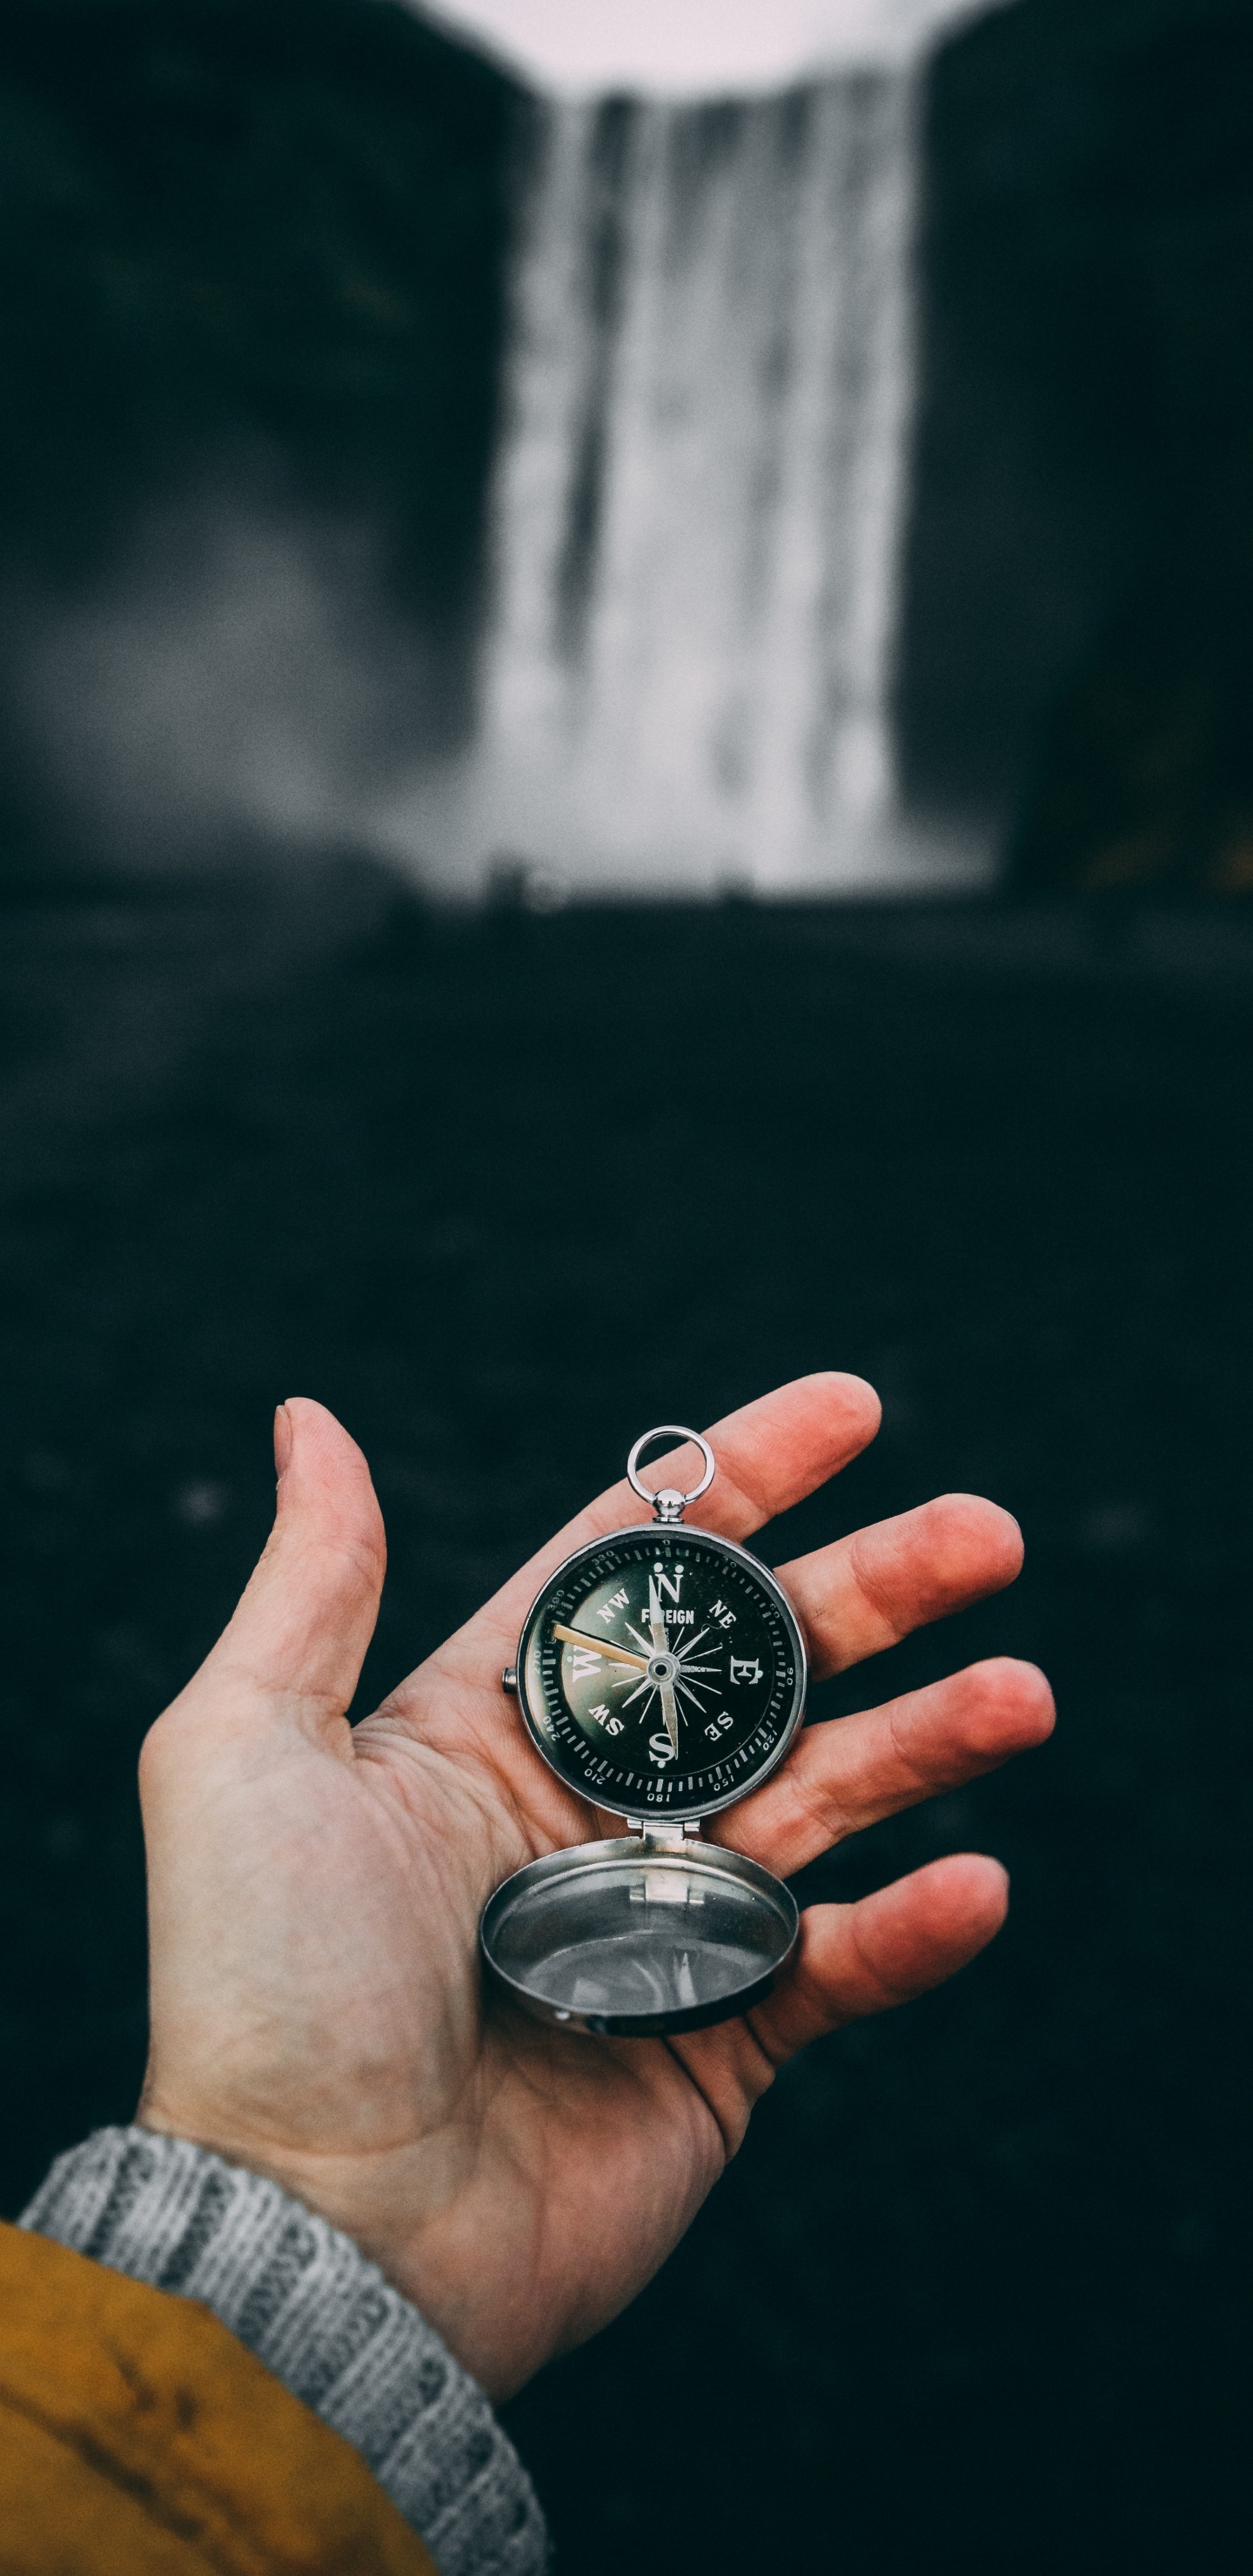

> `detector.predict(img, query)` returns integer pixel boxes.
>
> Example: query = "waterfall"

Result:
[468,71,925,894]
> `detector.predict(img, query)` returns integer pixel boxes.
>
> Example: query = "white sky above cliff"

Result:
[417,2,1003,97]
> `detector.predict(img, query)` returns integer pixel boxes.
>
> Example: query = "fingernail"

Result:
[273,1403,293,1479]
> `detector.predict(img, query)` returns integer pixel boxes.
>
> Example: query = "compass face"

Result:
[517,1526,806,1821]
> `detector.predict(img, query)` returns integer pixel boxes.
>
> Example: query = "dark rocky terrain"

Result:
[1,869,1248,2573]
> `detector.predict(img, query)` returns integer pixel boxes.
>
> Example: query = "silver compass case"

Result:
[479,1428,807,2037]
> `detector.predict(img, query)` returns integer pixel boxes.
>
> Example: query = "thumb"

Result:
[160,1398,386,1746]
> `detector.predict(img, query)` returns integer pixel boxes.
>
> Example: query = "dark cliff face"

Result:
[1010,468,1253,893]
[901,0,1253,877]
[0,0,523,867]
[0,0,519,607]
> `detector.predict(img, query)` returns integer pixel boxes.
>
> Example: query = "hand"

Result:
[137,1376,1053,2398]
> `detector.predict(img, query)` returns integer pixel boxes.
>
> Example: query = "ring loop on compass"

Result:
[626,1424,717,1523]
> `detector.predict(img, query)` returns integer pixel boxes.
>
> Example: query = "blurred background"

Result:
[1,0,1250,2568]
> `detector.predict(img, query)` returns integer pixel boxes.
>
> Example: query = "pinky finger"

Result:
[750,1853,1010,2068]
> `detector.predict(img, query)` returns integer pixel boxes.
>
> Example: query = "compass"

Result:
[480,1426,808,2037]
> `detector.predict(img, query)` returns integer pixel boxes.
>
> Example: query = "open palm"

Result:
[138,1378,1053,2398]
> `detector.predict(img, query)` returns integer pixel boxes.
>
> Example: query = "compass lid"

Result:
[479,1833,798,2038]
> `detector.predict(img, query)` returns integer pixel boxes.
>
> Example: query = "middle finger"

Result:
[776,1492,1025,1680]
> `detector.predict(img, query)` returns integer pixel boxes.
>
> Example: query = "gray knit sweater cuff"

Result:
[21,2126,547,2576]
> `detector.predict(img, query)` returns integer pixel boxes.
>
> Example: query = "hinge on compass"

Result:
[625,1816,703,1848]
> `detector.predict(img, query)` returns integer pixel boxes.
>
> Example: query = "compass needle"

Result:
[660,1677,680,1761]
[647,1576,667,1656]
[647,1576,681,1761]
[550,1622,649,1672]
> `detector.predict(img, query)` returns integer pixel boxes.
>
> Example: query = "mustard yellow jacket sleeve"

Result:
[0,2219,439,2575]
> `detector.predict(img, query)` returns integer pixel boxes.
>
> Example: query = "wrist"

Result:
[135,2093,487,2390]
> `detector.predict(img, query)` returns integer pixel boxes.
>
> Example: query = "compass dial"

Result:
[517,1526,806,1820]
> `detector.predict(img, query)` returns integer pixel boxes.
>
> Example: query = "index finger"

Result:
[450,1372,881,1673]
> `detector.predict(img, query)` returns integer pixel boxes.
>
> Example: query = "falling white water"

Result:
[380,68,987,896]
